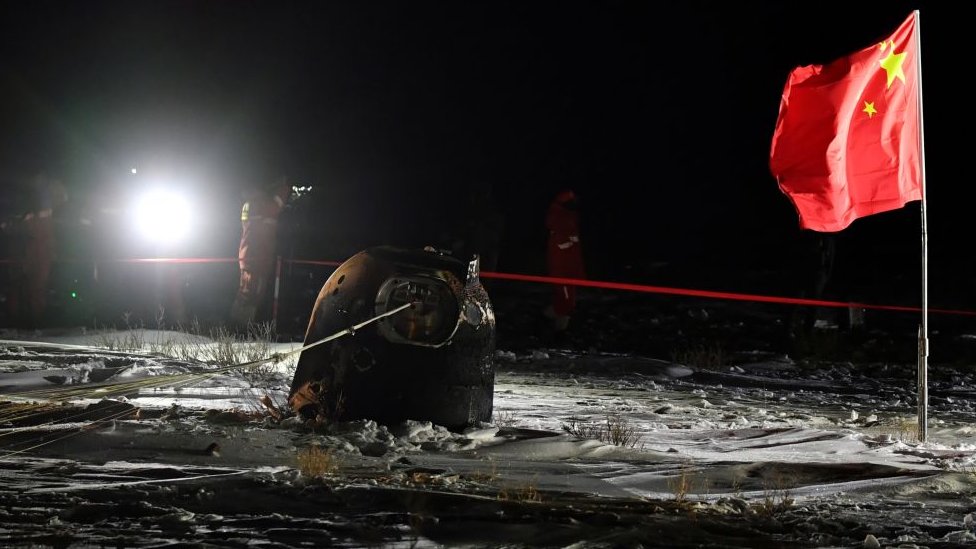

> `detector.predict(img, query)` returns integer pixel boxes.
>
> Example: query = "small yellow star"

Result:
[863,101,877,117]
[879,46,906,88]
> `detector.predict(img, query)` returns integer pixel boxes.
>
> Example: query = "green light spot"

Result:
[70,291,78,299]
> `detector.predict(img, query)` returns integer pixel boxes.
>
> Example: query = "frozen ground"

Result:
[3,298,976,547]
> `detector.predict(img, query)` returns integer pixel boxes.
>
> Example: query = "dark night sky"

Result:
[1,1,972,309]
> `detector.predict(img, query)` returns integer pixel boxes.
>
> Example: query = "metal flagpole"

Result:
[915,9,929,443]
[273,256,283,327]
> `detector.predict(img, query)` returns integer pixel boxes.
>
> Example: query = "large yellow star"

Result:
[863,101,877,117]
[879,45,906,88]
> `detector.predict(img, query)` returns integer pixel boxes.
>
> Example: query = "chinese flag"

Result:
[770,13,920,232]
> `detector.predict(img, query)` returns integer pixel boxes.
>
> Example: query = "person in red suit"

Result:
[545,188,584,331]
[230,176,291,328]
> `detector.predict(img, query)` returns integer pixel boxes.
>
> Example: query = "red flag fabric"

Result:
[770,14,921,232]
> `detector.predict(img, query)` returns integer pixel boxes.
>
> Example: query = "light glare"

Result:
[133,188,192,244]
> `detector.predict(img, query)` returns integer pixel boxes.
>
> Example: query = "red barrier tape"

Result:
[480,271,976,316]
[283,259,975,317]
[106,257,238,264]
[0,258,239,265]
[3,256,974,317]
[285,259,344,267]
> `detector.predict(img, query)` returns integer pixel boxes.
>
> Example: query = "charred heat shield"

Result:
[288,246,495,431]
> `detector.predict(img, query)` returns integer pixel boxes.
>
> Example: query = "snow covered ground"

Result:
[3,312,976,548]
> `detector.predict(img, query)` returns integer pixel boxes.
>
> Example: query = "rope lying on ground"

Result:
[0,303,412,446]
[0,302,412,403]
[0,303,414,458]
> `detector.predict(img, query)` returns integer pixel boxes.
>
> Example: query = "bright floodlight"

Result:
[133,188,192,243]
[131,168,138,174]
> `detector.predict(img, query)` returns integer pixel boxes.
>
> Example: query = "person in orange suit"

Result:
[230,175,291,328]
[545,188,585,332]
[16,175,67,329]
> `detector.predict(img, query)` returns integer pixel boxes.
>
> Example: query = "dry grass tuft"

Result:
[296,445,339,478]
[464,458,499,485]
[91,318,281,385]
[753,472,795,517]
[562,417,603,440]
[562,414,643,448]
[604,414,642,448]
[888,418,920,444]
[493,410,518,428]
[668,466,694,504]
[865,417,920,444]
[671,342,725,369]
[498,481,542,503]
